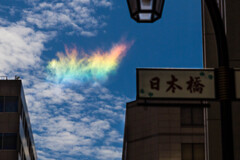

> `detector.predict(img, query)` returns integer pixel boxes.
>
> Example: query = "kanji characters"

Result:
[186,76,205,93]
[166,75,182,93]
[150,77,160,91]
[147,75,206,95]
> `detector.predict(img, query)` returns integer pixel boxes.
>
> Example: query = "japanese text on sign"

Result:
[138,69,215,99]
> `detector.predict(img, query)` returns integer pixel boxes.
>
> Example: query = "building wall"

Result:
[0,151,18,160]
[0,81,21,160]
[0,80,37,160]
[123,100,205,160]
[202,0,240,159]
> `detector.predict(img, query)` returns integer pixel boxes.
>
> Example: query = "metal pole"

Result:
[203,0,234,159]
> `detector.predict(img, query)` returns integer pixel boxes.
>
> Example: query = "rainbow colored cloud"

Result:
[47,42,131,83]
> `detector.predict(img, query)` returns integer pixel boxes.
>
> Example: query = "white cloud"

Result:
[24,78,127,159]
[105,130,123,145]
[0,23,54,74]
[68,146,122,160]
[93,0,112,7]
[0,17,11,25]
[96,146,122,160]
[23,0,112,36]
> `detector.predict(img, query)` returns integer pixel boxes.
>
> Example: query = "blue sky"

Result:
[0,0,202,159]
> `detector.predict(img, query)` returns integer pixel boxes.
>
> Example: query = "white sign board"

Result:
[235,70,240,99]
[137,69,215,99]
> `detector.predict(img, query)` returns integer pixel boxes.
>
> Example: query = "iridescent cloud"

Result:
[47,42,131,83]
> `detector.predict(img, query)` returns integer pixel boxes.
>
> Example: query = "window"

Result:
[5,96,18,112]
[181,107,203,126]
[0,96,4,112]
[3,133,17,150]
[0,96,19,112]
[182,143,204,160]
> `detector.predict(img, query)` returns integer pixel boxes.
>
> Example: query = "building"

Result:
[122,0,240,159]
[202,0,240,159]
[0,78,37,160]
[122,99,206,160]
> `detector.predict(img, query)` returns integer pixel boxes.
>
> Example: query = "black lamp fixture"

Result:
[127,0,165,22]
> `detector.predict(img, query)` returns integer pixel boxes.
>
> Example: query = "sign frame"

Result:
[137,68,217,100]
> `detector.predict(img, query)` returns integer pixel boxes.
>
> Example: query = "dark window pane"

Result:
[181,107,192,125]
[182,144,192,160]
[0,133,2,149]
[3,133,17,149]
[5,96,18,112]
[193,144,204,160]
[192,108,203,125]
[0,96,4,112]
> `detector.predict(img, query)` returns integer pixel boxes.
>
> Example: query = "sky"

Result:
[0,0,202,159]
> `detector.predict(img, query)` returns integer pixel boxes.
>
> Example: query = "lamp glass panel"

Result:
[155,0,163,14]
[129,0,138,14]
[139,13,152,20]
[140,0,153,10]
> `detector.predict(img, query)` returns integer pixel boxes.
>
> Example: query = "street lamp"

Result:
[126,0,234,160]
[126,0,165,22]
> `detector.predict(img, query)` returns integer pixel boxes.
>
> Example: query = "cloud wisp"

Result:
[0,23,54,75]
[47,42,131,83]
[23,0,112,36]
